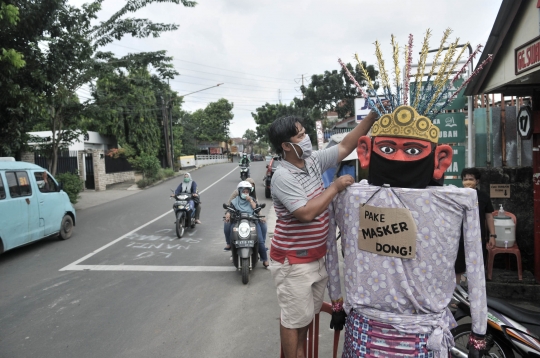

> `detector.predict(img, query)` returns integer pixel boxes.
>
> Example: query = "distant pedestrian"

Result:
[454,167,496,284]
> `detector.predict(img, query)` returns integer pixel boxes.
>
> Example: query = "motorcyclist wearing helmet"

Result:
[239,153,251,178]
[224,180,269,268]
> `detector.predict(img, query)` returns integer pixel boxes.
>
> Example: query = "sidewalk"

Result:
[74,169,196,211]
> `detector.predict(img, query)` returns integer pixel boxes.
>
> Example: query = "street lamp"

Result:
[179,83,224,98]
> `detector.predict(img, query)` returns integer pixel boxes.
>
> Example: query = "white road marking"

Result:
[42,280,70,291]
[60,166,239,272]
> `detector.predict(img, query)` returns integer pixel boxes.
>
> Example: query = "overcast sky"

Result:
[72,0,502,138]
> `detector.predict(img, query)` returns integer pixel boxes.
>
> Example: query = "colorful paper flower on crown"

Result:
[338,28,493,122]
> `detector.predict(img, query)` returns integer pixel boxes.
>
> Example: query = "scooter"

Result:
[171,190,198,238]
[223,202,265,284]
[239,165,249,181]
[450,284,540,358]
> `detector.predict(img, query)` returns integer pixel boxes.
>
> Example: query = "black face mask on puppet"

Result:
[368,147,436,189]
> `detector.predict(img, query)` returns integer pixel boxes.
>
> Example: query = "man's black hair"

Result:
[268,115,304,156]
[460,167,481,180]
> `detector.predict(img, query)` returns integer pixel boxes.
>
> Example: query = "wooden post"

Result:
[501,94,507,167]
[533,90,540,283]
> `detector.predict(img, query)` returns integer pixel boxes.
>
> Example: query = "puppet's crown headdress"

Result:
[338,29,493,140]
[372,105,439,143]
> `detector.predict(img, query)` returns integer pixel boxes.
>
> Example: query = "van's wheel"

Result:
[59,215,73,240]
[241,258,250,284]
[265,187,271,198]
[176,212,185,238]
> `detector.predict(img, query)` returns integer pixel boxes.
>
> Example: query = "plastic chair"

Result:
[279,302,341,358]
[487,211,522,281]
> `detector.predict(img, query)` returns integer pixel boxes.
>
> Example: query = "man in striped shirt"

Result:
[268,112,379,358]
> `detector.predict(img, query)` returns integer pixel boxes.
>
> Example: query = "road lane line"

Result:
[61,265,237,272]
[60,166,239,272]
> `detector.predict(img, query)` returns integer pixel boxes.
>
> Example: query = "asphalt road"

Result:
[0,161,338,358]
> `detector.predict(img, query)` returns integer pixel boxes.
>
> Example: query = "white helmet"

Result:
[237,180,253,196]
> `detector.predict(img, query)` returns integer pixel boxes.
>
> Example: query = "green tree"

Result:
[298,61,379,120]
[0,2,25,68]
[0,0,64,156]
[251,102,321,145]
[199,98,234,142]
[0,0,196,170]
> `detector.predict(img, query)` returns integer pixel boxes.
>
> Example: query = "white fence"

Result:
[195,154,228,166]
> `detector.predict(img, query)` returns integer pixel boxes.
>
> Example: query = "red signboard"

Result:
[209,147,222,154]
[515,35,540,75]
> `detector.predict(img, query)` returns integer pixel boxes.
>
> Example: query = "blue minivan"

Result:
[0,158,76,253]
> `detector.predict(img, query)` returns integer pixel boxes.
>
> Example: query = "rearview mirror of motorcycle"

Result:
[223,203,228,210]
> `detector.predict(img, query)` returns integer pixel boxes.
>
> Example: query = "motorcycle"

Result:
[171,190,198,238]
[223,202,266,284]
[450,283,540,358]
[239,165,249,181]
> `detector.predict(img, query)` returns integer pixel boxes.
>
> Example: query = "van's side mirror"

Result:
[58,182,63,191]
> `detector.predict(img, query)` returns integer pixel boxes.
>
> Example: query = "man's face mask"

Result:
[462,176,477,189]
[288,134,312,160]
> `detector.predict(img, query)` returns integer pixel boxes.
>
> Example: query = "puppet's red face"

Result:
[372,137,433,162]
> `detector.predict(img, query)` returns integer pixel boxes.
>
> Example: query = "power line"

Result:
[108,43,294,81]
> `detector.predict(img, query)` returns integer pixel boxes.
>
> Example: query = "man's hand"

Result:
[487,237,496,250]
[333,175,354,193]
[193,193,198,197]
[224,212,231,222]
[329,310,347,331]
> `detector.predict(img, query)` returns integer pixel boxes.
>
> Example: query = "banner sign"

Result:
[359,205,417,259]
[433,112,466,144]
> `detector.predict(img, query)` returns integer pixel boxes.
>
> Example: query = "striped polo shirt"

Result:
[270,146,339,264]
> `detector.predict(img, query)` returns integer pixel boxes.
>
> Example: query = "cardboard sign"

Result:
[359,205,417,259]
[490,184,511,198]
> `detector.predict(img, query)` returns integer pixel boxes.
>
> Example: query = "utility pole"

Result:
[278,89,282,104]
[169,90,175,169]
[161,95,172,168]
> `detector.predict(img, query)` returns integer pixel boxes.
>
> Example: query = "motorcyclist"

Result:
[239,153,250,178]
[173,173,202,224]
[224,180,269,268]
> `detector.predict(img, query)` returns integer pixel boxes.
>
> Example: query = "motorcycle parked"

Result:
[171,190,198,238]
[450,283,540,358]
[239,165,249,181]
[223,202,266,284]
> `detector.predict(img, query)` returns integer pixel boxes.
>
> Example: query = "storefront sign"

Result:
[490,184,511,198]
[515,35,540,75]
[517,105,533,139]
[433,112,466,143]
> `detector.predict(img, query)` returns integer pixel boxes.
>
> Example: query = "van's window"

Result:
[0,175,5,200]
[6,171,32,198]
[34,171,56,193]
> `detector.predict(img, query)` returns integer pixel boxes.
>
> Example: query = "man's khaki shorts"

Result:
[269,257,328,329]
